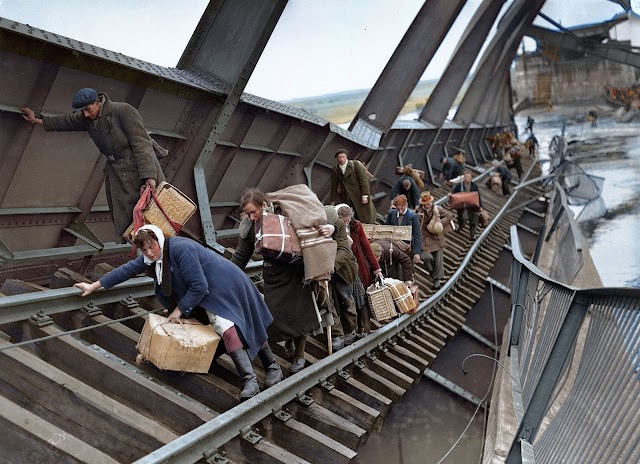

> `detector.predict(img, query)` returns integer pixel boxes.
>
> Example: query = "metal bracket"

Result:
[388,339,398,346]
[353,360,366,370]
[203,449,229,464]
[119,296,140,309]
[62,219,104,250]
[240,426,262,444]
[320,380,334,391]
[366,351,377,361]
[30,310,53,327]
[337,370,351,380]
[273,409,291,422]
[82,302,102,317]
[379,345,388,353]
[295,393,314,407]
[0,238,14,261]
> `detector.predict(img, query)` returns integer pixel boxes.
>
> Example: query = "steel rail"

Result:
[134,154,543,463]
[0,276,154,325]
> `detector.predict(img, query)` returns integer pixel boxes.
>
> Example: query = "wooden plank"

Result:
[35,325,215,433]
[254,438,312,464]
[309,385,379,431]
[0,395,118,464]
[371,358,414,388]
[345,376,392,405]
[360,367,406,397]
[0,279,47,294]
[286,418,357,460]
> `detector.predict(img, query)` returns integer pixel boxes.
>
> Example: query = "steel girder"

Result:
[349,0,467,139]
[527,23,640,69]
[419,0,507,127]
[454,0,546,126]
[177,0,288,249]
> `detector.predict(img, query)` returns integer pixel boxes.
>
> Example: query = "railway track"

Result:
[0,158,545,464]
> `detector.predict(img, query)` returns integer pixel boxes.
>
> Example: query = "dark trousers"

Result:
[330,275,357,337]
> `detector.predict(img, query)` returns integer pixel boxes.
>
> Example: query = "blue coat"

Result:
[384,208,422,256]
[100,236,273,360]
[390,175,421,210]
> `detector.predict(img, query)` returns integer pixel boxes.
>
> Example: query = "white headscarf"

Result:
[136,224,165,284]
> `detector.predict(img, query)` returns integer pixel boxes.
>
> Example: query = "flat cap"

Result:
[72,88,98,111]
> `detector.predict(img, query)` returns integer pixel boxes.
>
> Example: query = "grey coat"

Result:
[43,93,165,238]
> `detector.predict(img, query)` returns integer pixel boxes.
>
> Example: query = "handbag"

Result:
[449,191,480,210]
[254,211,302,263]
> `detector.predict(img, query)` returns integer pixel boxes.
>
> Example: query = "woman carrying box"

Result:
[74,224,281,400]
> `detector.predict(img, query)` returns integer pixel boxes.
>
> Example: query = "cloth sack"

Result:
[254,211,302,263]
[479,209,490,228]
[426,205,444,235]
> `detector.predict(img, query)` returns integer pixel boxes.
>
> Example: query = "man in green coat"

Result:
[330,148,377,224]
[21,88,165,240]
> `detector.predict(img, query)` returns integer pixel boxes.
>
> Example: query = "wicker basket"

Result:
[361,224,412,241]
[124,182,196,240]
[366,282,397,321]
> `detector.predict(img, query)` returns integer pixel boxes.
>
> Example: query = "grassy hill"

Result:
[281,78,470,125]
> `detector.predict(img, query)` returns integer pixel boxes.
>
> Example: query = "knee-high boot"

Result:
[257,343,283,388]
[228,349,260,400]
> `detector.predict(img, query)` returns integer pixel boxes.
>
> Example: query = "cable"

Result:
[433,282,503,464]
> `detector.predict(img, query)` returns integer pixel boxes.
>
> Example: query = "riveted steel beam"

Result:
[185,1,287,250]
[349,0,466,137]
[419,0,507,127]
[454,0,546,126]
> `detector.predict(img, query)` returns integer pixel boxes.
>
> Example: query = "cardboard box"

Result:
[136,314,220,373]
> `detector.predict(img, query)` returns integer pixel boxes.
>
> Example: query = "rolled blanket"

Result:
[265,185,337,281]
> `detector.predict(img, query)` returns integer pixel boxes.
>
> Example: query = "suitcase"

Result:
[449,191,480,210]
[254,211,302,263]
[136,314,221,373]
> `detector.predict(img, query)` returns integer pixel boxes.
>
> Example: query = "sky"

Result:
[0,0,627,101]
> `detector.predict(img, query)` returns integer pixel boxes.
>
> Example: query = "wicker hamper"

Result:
[124,182,196,240]
[361,224,412,241]
[137,314,221,373]
[385,278,417,314]
[366,282,397,321]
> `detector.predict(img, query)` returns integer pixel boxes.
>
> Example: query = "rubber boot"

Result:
[228,349,260,400]
[257,344,284,388]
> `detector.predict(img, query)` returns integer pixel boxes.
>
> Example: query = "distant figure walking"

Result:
[588,110,598,127]
[526,116,534,133]
[330,148,377,223]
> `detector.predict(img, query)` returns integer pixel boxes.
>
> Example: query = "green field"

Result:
[281,78,470,125]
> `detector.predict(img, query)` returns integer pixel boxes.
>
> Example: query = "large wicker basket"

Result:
[366,282,397,321]
[361,224,412,241]
[124,182,196,240]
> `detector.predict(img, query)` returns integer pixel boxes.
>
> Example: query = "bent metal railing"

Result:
[505,225,640,464]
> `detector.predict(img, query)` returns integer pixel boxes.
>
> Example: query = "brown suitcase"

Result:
[449,191,480,210]
[385,278,417,314]
[254,212,302,262]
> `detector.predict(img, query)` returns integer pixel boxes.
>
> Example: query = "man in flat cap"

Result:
[21,88,165,240]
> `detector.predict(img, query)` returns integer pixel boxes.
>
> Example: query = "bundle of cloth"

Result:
[266,184,337,282]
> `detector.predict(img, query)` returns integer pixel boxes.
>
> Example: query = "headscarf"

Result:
[137,224,165,284]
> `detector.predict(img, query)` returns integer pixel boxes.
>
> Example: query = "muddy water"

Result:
[354,108,639,464]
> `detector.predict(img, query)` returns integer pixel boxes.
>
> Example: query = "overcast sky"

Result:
[0,0,626,101]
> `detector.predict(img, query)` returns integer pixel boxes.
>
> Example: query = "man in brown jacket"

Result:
[330,148,377,224]
[21,88,165,239]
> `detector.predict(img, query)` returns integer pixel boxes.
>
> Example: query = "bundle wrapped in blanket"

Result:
[266,185,337,281]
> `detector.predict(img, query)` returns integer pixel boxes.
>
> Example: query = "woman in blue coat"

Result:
[74,224,281,400]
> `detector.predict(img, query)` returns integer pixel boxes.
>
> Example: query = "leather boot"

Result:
[228,349,260,400]
[257,344,283,388]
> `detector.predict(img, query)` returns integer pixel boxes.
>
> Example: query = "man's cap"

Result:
[72,88,98,111]
[370,242,383,261]
[419,191,433,206]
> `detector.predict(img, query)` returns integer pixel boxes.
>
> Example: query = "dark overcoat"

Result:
[100,236,272,360]
[43,93,165,237]
[330,160,377,224]
[231,217,321,342]
[384,208,422,256]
